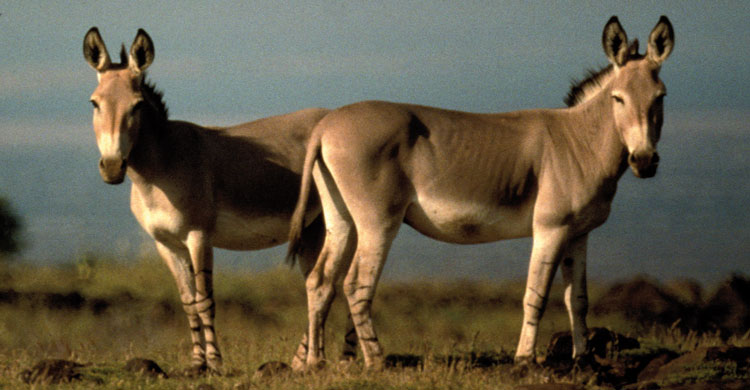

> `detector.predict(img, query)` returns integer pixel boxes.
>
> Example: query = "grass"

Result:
[0,257,746,389]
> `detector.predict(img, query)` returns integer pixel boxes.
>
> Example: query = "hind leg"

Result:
[342,221,401,371]
[333,160,409,370]
[301,161,357,370]
[291,216,358,370]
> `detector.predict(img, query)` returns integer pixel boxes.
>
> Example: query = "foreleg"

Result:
[561,233,589,358]
[515,227,568,362]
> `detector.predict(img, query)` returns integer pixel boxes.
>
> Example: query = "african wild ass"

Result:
[83,27,341,373]
[287,16,674,370]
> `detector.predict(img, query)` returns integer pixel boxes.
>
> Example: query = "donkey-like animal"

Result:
[83,27,340,373]
[288,16,674,370]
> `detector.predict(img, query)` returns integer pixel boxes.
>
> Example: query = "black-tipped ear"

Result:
[602,16,629,67]
[129,29,155,74]
[83,27,111,71]
[648,15,674,64]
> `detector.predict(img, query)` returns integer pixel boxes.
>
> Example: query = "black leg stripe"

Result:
[528,287,547,301]
[527,302,543,311]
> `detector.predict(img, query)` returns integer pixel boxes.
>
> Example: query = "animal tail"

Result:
[286,127,323,266]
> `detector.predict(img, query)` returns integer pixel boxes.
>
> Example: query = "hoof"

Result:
[254,361,291,380]
[511,356,539,379]
[182,363,220,377]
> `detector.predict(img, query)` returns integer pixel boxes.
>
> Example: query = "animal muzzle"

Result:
[628,150,659,178]
[99,157,127,184]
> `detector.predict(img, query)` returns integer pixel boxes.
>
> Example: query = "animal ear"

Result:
[129,29,155,74]
[647,15,674,64]
[602,16,629,67]
[83,27,111,71]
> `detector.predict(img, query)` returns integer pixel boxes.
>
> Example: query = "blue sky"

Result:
[1,1,748,283]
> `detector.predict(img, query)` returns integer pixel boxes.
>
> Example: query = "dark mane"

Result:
[142,78,169,120]
[563,64,613,107]
[564,40,645,107]
[109,44,168,119]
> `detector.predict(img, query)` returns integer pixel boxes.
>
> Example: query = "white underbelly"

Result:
[405,194,534,244]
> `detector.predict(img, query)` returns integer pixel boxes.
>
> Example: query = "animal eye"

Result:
[612,95,625,104]
[132,100,145,112]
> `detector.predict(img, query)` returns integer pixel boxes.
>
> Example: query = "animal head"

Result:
[83,27,154,184]
[602,16,674,178]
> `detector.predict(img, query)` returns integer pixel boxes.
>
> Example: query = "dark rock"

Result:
[254,361,291,379]
[546,327,640,362]
[19,359,84,384]
[125,358,167,378]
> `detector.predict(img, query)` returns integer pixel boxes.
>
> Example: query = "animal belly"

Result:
[212,209,290,250]
[405,196,533,244]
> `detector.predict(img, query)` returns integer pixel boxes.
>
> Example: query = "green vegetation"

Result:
[0,256,747,389]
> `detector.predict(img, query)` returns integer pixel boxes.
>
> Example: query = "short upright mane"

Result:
[563,64,614,107]
[108,45,168,119]
[564,40,645,107]
[142,79,169,120]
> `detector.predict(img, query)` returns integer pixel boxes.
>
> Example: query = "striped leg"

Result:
[561,234,589,358]
[515,226,568,363]
[155,241,206,369]
[340,313,358,362]
[291,218,324,371]
[342,223,400,371]
[186,231,221,373]
[303,161,356,370]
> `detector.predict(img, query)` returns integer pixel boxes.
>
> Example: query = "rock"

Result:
[19,359,84,384]
[253,361,291,379]
[124,358,167,378]
[546,327,640,362]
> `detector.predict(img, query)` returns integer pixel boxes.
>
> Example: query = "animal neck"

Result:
[563,85,630,182]
[126,106,171,184]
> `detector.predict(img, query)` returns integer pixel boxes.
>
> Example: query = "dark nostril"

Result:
[99,158,105,169]
[652,153,660,164]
